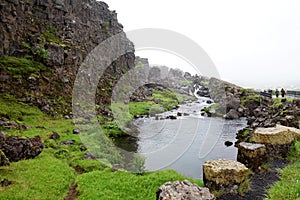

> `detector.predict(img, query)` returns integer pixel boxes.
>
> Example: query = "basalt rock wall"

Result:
[0,0,135,116]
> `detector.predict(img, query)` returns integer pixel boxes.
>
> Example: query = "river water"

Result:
[132,97,247,179]
[113,97,247,179]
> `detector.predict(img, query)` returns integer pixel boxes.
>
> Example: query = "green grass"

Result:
[101,121,125,137]
[266,141,300,200]
[0,95,203,199]
[0,149,76,200]
[129,102,152,116]
[240,94,260,107]
[150,90,179,111]
[270,98,284,111]
[76,170,203,200]
[108,90,195,137]
[0,56,46,75]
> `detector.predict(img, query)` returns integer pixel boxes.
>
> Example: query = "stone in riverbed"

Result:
[253,125,297,157]
[156,180,215,200]
[237,142,267,173]
[203,159,250,195]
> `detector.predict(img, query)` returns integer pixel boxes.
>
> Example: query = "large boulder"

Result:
[237,142,267,173]
[156,180,215,200]
[0,134,43,164]
[276,125,300,140]
[253,125,297,157]
[203,159,250,195]
[224,109,240,120]
[226,96,240,112]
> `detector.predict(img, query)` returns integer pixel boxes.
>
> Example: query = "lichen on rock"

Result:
[203,159,250,195]
[156,180,215,200]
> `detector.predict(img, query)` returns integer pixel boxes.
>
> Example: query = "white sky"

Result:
[103,0,300,89]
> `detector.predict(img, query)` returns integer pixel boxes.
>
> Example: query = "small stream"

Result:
[115,97,247,179]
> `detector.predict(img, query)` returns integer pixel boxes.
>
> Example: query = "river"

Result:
[115,97,247,179]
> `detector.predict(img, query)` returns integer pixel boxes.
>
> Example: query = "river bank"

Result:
[0,94,204,199]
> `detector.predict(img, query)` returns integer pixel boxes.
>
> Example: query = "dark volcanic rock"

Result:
[0,178,13,187]
[60,140,75,146]
[49,131,60,140]
[0,134,43,164]
[224,141,233,147]
[0,118,19,130]
[0,0,135,116]
[82,152,97,160]
[73,129,80,135]
[224,109,240,120]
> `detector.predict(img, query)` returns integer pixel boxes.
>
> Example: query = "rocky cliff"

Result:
[0,0,135,116]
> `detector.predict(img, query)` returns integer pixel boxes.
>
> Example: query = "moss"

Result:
[101,21,110,30]
[101,121,125,137]
[0,56,46,75]
[242,129,250,137]
[21,41,32,50]
[200,81,209,86]
[179,80,193,86]
[241,94,260,107]
[135,61,144,68]
[35,45,49,59]
[238,178,251,195]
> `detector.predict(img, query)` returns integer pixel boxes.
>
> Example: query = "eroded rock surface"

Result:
[253,125,297,157]
[0,0,135,116]
[203,159,250,195]
[156,180,215,200]
[237,142,267,173]
[0,133,43,165]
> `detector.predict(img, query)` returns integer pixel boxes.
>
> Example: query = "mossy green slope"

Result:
[76,170,203,200]
[0,95,202,199]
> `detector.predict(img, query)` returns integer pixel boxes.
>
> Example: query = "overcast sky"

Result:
[103,0,300,89]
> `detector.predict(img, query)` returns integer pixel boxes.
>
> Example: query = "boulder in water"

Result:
[225,141,233,147]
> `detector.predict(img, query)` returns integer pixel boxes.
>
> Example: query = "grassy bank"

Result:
[106,89,195,137]
[0,95,202,199]
[266,141,300,200]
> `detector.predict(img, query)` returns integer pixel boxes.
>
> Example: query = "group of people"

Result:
[264,88,286,98]
[275,88,286,98]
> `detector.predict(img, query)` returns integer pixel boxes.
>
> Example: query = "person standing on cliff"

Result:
[281,88,286,98]
[275,89,279,98]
